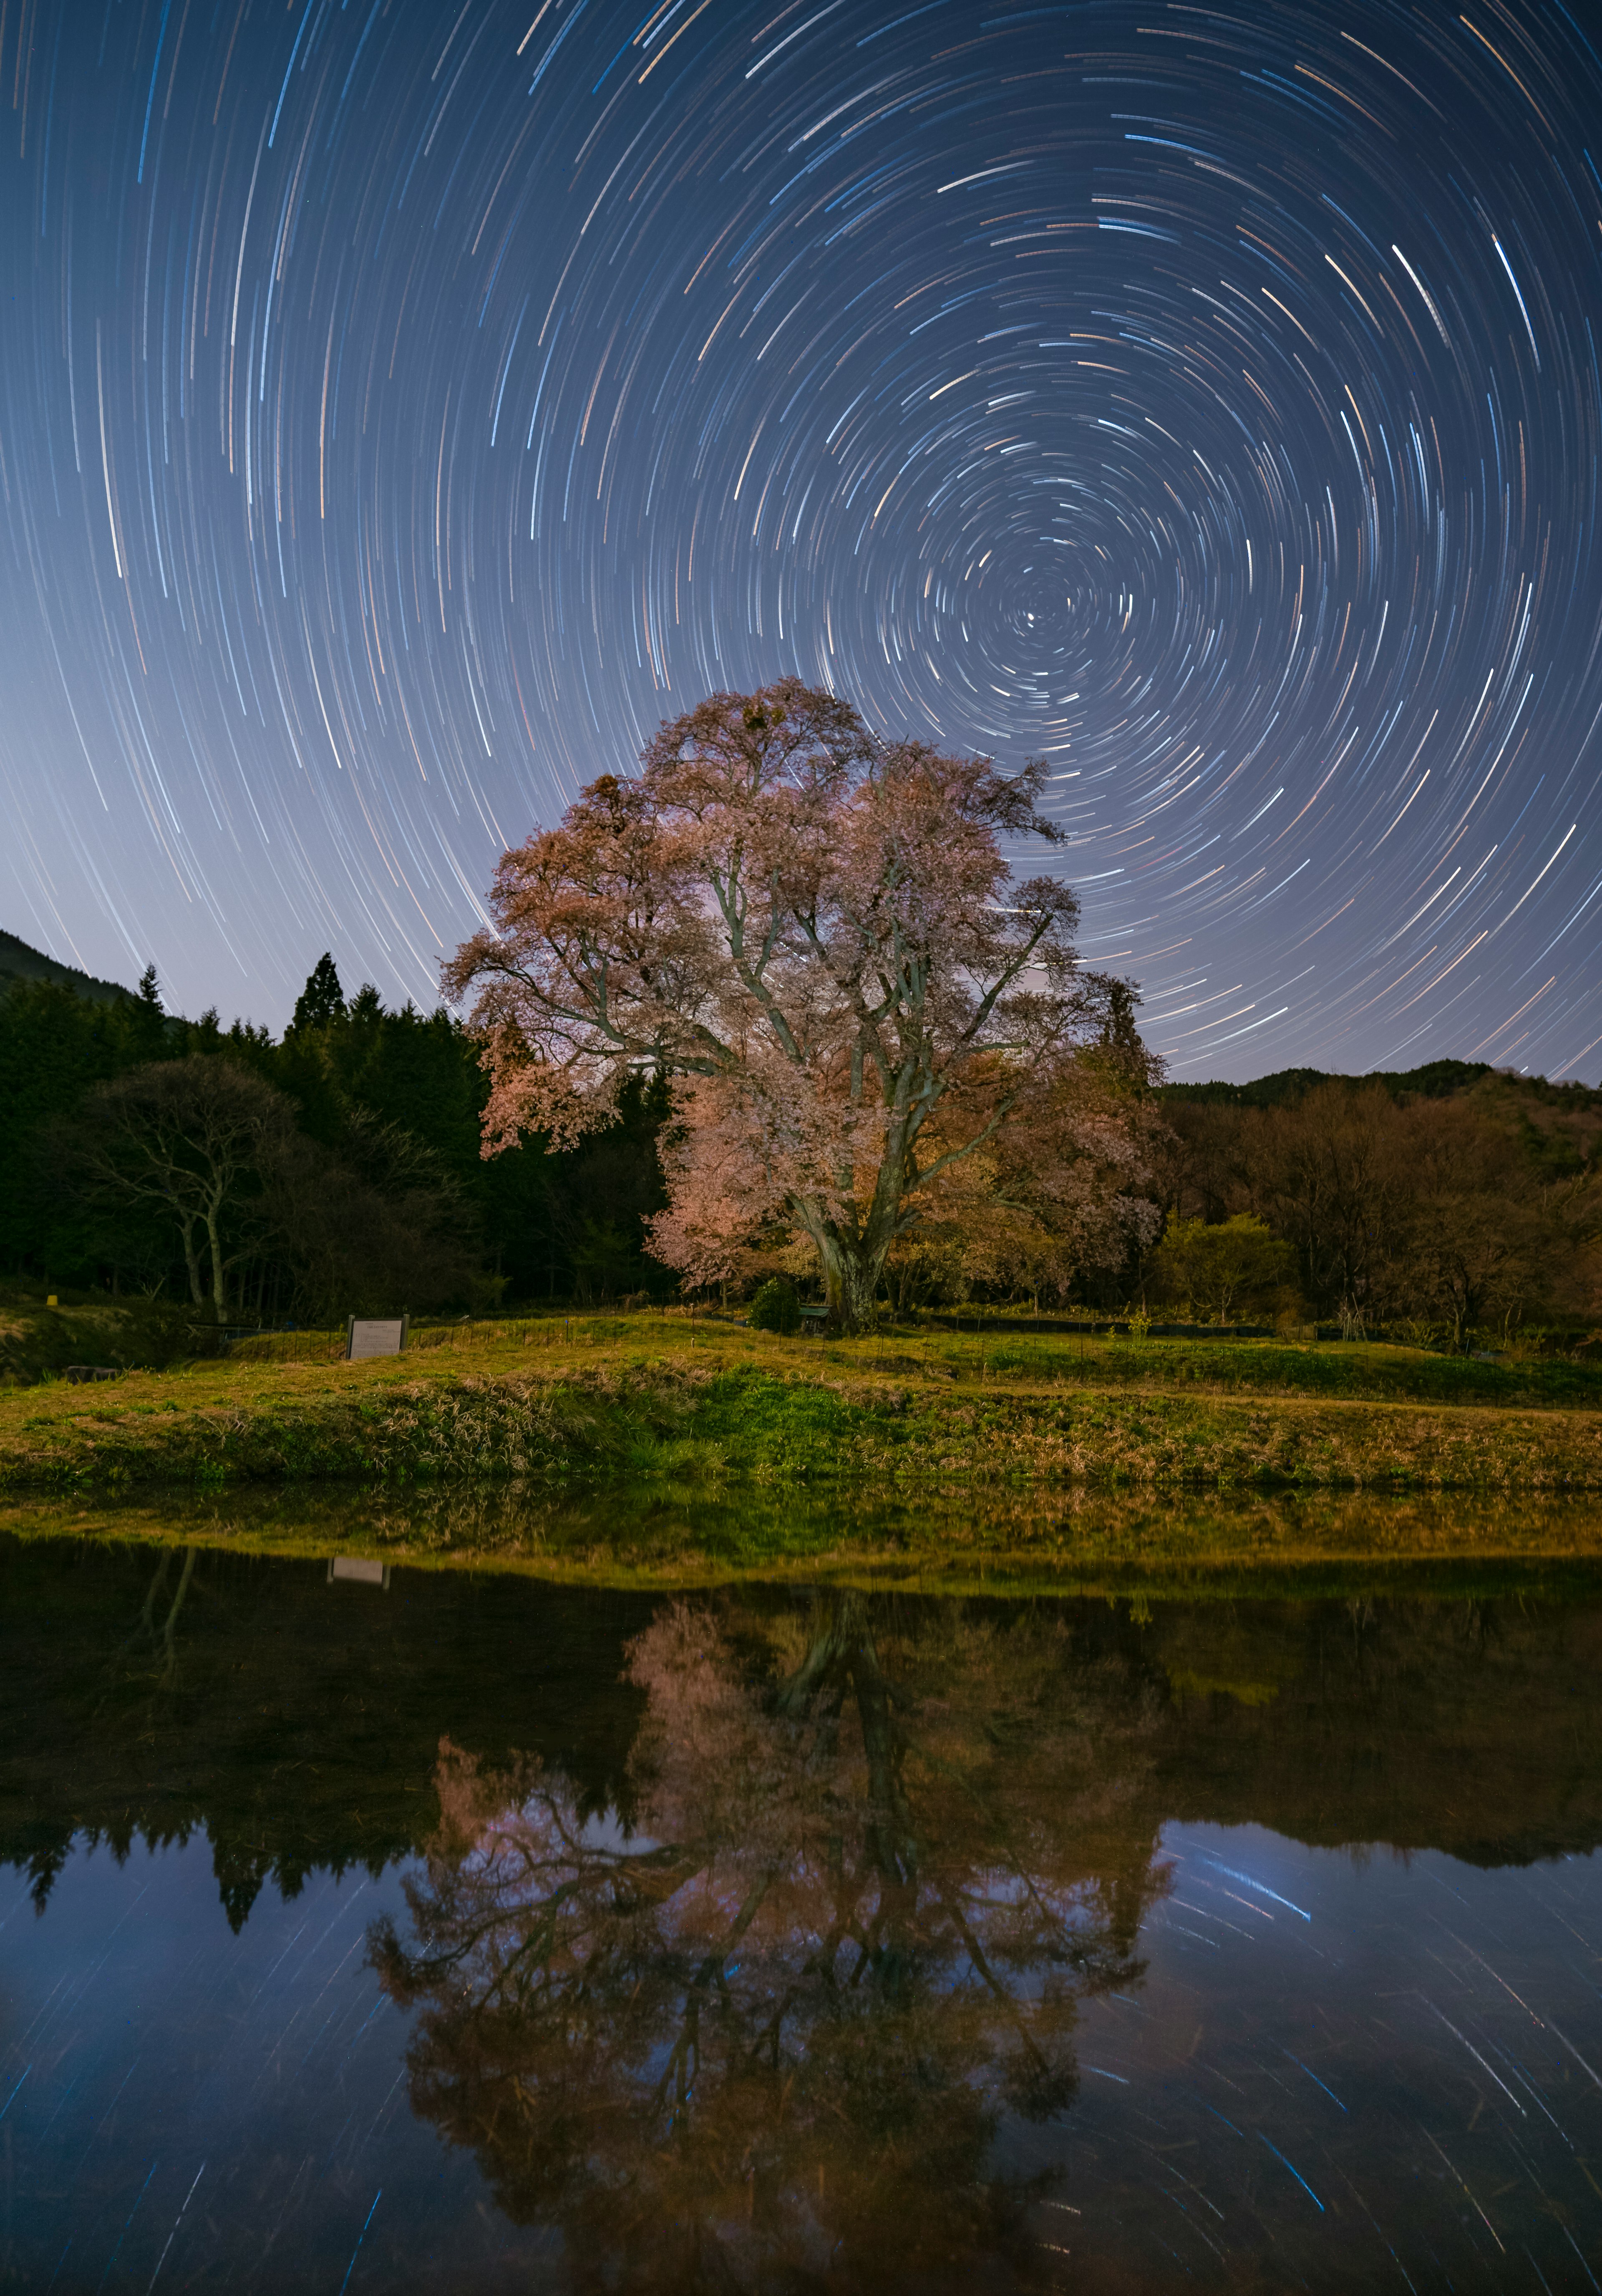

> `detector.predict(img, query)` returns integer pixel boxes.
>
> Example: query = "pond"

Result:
[3,1512,1602,2291]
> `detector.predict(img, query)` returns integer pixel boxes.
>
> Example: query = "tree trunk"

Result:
[177,1217,206,1309]
[813,1230,887,1333]
[204,1194,230,1321]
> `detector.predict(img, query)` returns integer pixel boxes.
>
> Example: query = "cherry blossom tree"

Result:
[445,682,1157,1328]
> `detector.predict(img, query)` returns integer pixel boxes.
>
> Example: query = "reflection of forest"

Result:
[5,1537,1602,1928]
[0,1535,652,1922]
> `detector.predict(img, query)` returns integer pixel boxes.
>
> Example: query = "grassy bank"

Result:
[0,1291,215,1383]
[231,1312,1602,1409]
[3,1309,1602,1497]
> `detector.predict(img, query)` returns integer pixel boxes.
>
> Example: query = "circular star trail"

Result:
[2,0,1601,1076]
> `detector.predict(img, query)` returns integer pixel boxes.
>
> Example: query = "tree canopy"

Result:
[6,899,1600,1342]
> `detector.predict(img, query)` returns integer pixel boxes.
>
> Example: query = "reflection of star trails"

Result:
[337,2188,383,2296]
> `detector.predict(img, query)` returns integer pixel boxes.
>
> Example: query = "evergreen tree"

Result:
[127,965,170,1062]
[289,953,345,1034]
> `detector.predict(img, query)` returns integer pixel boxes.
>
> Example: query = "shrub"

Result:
[1149,1213,1296,1325]
[748,1278,803,1335]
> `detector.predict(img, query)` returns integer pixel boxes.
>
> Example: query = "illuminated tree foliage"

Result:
[447,683,1160,1329]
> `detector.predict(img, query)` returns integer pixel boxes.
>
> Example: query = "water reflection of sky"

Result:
[5,1539,1602,2288]
[5,1821,1599,2290]
[0,1844,486,2292]
[1041,1826,1602,2287]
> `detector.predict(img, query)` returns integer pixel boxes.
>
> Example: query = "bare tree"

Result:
[1157,1099,1253,1227]
[1385,1097,1560,1348]
[63,1057,295,1318]
[264,1108,479,1321]
[1243,1082,1404,1332]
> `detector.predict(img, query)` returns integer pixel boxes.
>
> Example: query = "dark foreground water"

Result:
[4,1530,1602,2291]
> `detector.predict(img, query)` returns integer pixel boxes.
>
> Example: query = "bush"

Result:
[0,1293,220,1384]
[748,1278,803,1335]
[1149,1213,1296,1325]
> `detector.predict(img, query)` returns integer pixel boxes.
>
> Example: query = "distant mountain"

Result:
[0,928,133,1007]
[1157,1058,1602,1114]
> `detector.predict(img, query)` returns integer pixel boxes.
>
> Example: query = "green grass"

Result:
[0,1290,214,1384]
[11,1293,1602,1409]
[2,1310,1602,1498]
[916,1331,1602,1409]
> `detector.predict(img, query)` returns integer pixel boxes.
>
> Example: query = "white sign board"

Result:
[346,1315,408,1360]
[327,1557,390,1588]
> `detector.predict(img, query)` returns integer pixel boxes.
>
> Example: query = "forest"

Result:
[1155,1061,1602,1344]
[3,927,1599,1347]
[0,940,668,1323]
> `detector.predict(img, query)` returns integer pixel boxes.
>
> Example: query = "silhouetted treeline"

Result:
[0,948,669,1318]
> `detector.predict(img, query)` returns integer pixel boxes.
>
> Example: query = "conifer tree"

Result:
[289,953,345,1034]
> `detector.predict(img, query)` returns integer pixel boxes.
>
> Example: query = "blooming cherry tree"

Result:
[446,681,1154,1328]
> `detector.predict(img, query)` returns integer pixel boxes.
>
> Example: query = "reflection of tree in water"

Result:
[370,1593,1170,2291]
[129,1544,198,1686]
[18,1546,202,1915]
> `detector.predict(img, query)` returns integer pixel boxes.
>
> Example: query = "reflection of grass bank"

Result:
[8,1481,1602,1600]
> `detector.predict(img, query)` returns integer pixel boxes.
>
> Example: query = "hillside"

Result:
[0,927,131,1006]
[1158,1056,1602,1115]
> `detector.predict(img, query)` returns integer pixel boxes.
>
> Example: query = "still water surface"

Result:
[3,1528,1602,2291]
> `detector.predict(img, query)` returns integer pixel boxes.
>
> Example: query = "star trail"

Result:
[1,0,1601,1074]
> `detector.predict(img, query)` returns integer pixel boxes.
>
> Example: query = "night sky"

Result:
[1,0,1600,1076]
